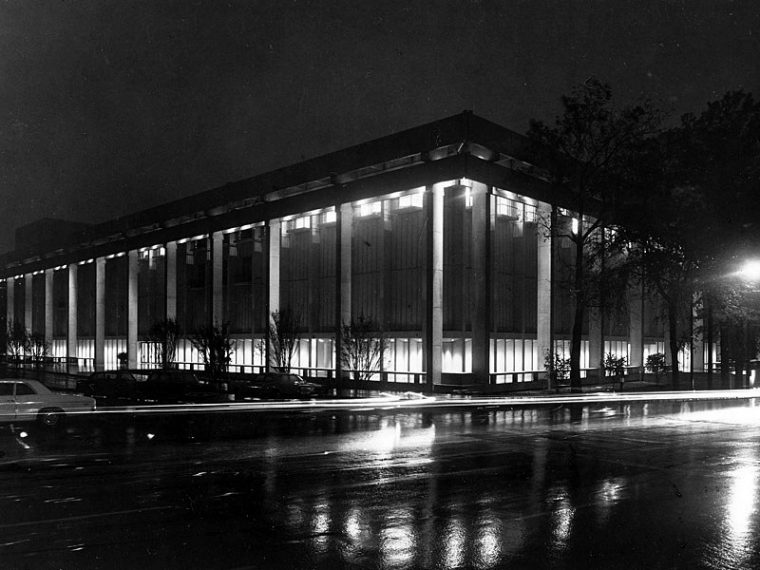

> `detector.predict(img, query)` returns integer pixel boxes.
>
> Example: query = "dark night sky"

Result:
[1,0,758,254]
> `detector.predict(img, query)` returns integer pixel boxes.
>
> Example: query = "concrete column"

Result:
[127,250,139,369]
[308,226,320,334]
[165,241,177,321]
[333,204,352,383]
[67,264,77,361]
[470,181,491,384]
[211,231,224,326]
[628,279,644,376]
[340,203,352,326]
[423,183,444,389]
[266,219,281,371]
[692,293,704,373]
[381,204,393,330]
[589,307,603,380]
[44,269,54,347]
[94,257,105,371]
[536,202,553,374]
[268,220,281,316]
[24,273,32,333]
[6,277,14,329]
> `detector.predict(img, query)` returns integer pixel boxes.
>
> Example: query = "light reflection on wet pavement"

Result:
[1,397,760,568]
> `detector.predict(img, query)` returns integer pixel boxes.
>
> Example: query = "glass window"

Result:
[358,201,381,217]
[294,215,311,230]
[0,383,13,396]
[15,383,36,395]
[322,210,337,224]
[496,197,521,220]
[524,203,537,223]
[398,193,423,209]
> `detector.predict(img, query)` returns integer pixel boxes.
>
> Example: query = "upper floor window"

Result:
[398,192,423,209]
[495,197,521,220]
[294,215,311,230]
[322,210,337,224]
[358,201,381,217]
[524,204,537,223]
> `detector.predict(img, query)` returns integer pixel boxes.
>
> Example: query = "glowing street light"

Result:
[734,259,760,389]
[739,260,760,282]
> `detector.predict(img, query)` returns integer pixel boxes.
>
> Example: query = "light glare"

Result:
[740,260,760,282]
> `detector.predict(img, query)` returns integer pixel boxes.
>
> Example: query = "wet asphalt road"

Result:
[2,396,760,569]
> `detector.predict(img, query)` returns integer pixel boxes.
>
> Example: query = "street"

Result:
[2,394,760,569]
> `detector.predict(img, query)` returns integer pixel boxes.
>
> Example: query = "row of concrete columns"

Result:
[5,183,656,382]
[9,242,211,371]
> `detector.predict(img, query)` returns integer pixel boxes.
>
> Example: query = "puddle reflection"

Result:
[548,486,574,550]
[473,511,504,569]
[722,448,760,566]
[441,517,466,568]
[9,397,760,568]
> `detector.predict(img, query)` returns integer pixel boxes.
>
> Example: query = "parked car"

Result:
[258,373,322,398]
[227,373,321,400]
[76,370,146,404]
[140,370,232,404]
[0,379,96,427]
[226,379,265,400]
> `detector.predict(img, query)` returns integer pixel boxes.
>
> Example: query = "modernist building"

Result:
[0,112,680,389]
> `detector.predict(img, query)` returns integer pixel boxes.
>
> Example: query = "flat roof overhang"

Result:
[0,112,568,277]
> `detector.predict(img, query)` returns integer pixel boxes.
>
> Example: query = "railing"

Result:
[171,362,267,374]
[165,364,427,384]
[490,371,543,384]
[490,368,602,386]
[300,369,426,384]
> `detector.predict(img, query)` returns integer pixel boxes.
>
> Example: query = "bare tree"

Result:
[527,78,661,391]
[190,322,235,383]
[268,308,302,373]
[6,320,28,362]
[340,314,387,382]
[27,333,49,367]
[148,318,179,369]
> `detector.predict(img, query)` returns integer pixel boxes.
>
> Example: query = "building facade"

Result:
[0,112,680,389]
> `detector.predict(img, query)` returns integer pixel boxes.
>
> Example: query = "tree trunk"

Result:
[668,299,680,390]
[734,359,744,390]
[570,238,585,393]
[720,324,731,389]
